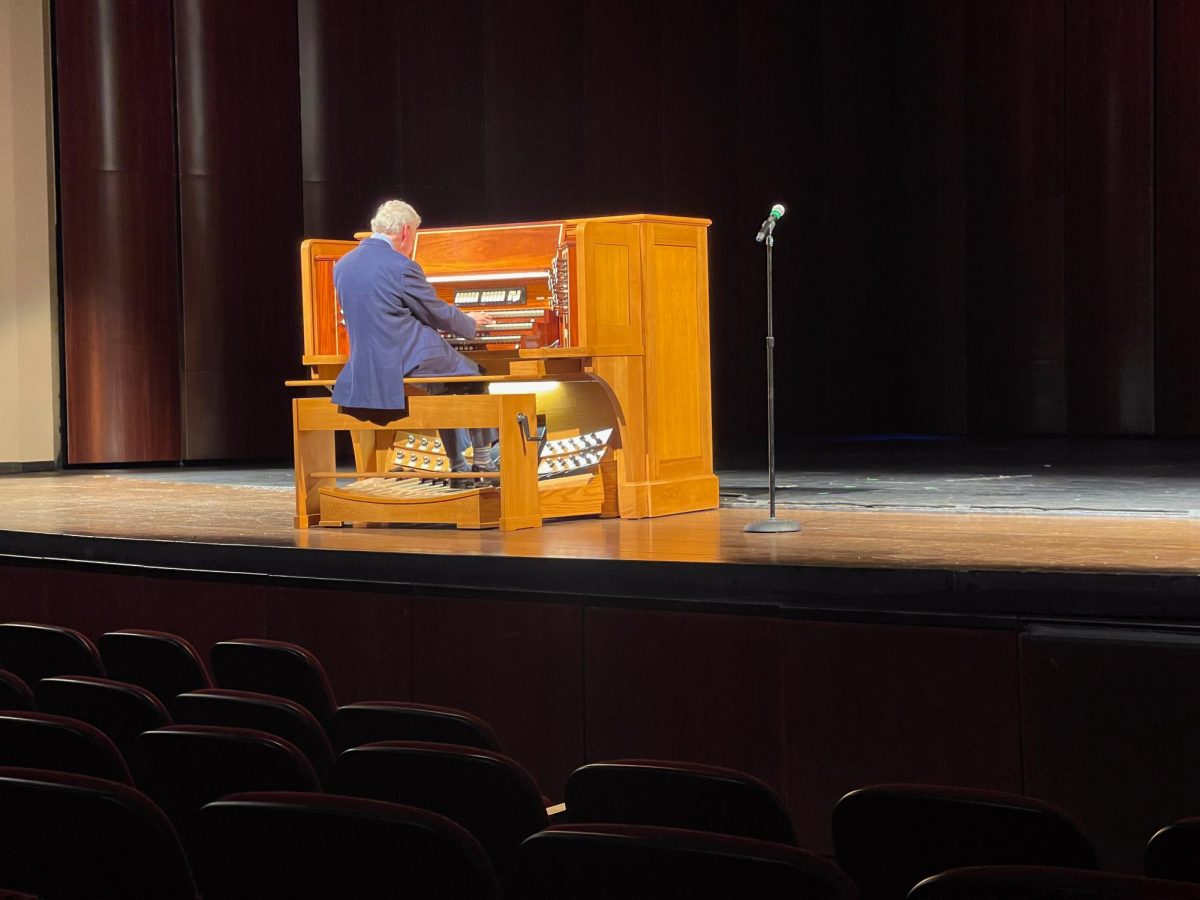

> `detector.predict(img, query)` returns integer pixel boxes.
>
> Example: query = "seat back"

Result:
[505,823,855,899]
[910,865,1200,899]
[335,700,501,752]
[132,725,321,852]
[99,629,212,707]
[0,623,103,684]
[0,712,130,784]
[0,767,195,899]
[192,791,498,899]
[1147,818,1200,884]
[35,676,171,760]
[832,784,1098,900]
[211,639,338,731]
[336,740,547,874]
[0,670,33,711]
[174,688,335,787]
[565,759,796,844]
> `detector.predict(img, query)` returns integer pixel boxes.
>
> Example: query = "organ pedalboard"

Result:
[388,428,614,480]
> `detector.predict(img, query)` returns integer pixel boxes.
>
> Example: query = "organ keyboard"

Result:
[297,214,718,525]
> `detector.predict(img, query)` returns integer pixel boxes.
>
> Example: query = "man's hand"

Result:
[467,311,496,327]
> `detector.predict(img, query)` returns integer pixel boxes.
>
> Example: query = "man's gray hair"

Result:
[370,199,421,235]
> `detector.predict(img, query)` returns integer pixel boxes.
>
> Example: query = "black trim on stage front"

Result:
[2,529,1198,628]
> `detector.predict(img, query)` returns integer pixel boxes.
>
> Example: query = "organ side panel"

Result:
[642,221,715,486]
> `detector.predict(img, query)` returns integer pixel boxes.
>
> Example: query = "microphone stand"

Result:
[745,223,801,534]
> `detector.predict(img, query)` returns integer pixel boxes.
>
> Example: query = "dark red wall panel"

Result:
[411,595,583,800]
[1021,625,1200,871]
[783,621,1022,854]
[585,608,782,793]
[1155,0,1200,433]
[56,0,181,464]
[892,0,968,433]
[1064,0,1154,434]
[298,0,404,238]
[965,0,1066,433]
[174,0,303,460]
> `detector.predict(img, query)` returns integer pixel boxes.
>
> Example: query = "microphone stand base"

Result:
[744,517,802,534]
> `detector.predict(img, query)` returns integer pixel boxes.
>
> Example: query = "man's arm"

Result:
[397,263,482,339]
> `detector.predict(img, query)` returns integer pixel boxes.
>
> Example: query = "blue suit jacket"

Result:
[330,238,478,410]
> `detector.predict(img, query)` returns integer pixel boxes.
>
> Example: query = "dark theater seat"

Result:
[132,724,321,852]
[0,767,196,899]
[1146,817,1200,884]
[564,759,796,844]
[0,711,130,784]
[336,740,547,874]
[212,637,501,751]
[0,670,33,711]
[35,675,171,760]
[832,784,1098,900]
[504,823,855,899]
[908,865,1200,900]
[192,791,499,899]
[173,688,335,787]
[0,623,103,685]
[99,629,213,707]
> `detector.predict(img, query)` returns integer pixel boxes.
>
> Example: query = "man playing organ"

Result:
[330,199,500,474]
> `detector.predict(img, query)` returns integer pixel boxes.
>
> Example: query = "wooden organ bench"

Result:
[291,214,717,531]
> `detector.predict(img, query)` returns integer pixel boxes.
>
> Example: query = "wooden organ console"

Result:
[292,214,718,530]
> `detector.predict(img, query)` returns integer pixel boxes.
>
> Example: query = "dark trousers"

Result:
[409,351,498,472]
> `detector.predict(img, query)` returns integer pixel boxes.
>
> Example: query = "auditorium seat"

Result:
[0,767,196,899]
[192,791,499,899]
[173,688,335,787]
[832,784,1098,900]
[0,711,130,783]
[132,724,321,852]
[98,629,212,707]
[563,759,796,844]
[211,637,502,751]
[1146,817,1200,883]
[334,700,501,752]
[35,675,171,760]
[0,670,33,710]
[0,623,104,684]
[335,740,548,875]
[504,823,855,899]
[908,865,1200,899]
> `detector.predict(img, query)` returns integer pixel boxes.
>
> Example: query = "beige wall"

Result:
[0,0,57,466]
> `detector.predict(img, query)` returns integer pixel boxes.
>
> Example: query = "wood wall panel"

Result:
[1155,0,1200,433]
[481,0,584,222]
[819,2,902,433]
[783,621,1022,854]
[174,0,303,460]
[1064,0,1153,434]
[411,595,583,800]
[1021,624,1200,872]
[270,587,411,703]
[56,0,180,463]
[584,607,782,792]
[965,1,1066,433]
[893,0,967,433]
[395,0,488,228]
[732,0,823,456]
[298,0,404,238]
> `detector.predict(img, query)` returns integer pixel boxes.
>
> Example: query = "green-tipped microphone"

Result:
[755,203,786,242]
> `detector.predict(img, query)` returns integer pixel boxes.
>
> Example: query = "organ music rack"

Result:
[293,213,718,529]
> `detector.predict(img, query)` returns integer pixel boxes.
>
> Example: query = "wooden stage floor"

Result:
[0,467,1198,623]
[0,469,1198,574]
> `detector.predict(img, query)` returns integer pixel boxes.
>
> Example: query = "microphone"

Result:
[755,204,786,242]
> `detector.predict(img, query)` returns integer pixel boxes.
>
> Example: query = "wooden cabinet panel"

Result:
[411,595,583,799]
[783,620,1021,853]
